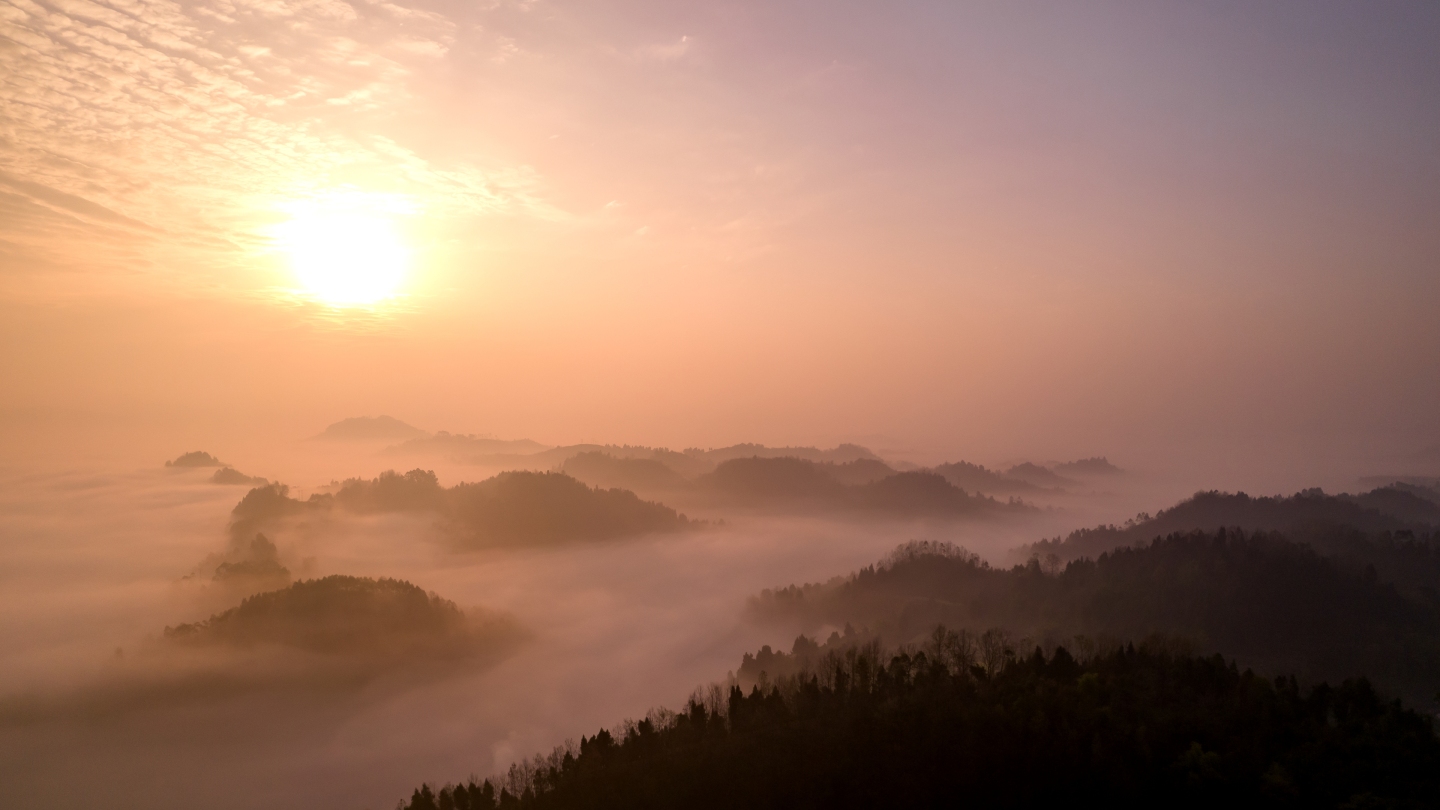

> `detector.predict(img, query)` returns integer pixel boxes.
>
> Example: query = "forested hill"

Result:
[693,457,1033,516]
[1026,486,1440,564]
[749,533,1440,708]
[227,470,695,549]
[395,640,1440,810]
[165,576,501,659]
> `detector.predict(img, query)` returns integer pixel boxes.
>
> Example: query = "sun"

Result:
[275,204,411,306]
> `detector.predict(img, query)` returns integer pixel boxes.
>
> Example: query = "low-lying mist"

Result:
[0,453,1070,810]
[4,424,1429,810]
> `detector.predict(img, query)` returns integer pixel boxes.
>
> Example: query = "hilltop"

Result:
[164,575,520,662]
[165,451,223,467]
[312,416,428,442]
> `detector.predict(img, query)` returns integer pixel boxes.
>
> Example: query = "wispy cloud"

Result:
[0,0,542,289]
[635,34,689,62]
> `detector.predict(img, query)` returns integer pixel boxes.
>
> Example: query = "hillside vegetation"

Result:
[398,639,1440,809]
[751,531,1440,708]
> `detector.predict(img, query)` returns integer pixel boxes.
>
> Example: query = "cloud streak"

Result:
[0,0,542,289]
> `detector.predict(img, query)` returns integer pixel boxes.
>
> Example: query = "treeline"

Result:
[226,470,695,549]
[750,531,1440,708]
[1026,486,1440,564]
[1020,485,1440,602]
[396,637,1440,809]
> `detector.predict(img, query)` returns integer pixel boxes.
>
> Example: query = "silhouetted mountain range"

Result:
[820,458,897,486]
[692,443,880,466]
[930,461,1039,495]
[1054,456,1123,476]
[562,453,901,496]
[1004,462,1075,488]
[369,434,1112,511]
[1025,486,1440,565]
[378,436,882,478]
[751,529,1440,708]
[694,457,1031,517]
[1360,475,1440,492]
[927,458,1112,495]
[382,432,551,459]
[227,470,695,549]
[561,452,692,493]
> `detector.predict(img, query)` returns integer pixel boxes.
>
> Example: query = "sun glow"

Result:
[275,201,412,306]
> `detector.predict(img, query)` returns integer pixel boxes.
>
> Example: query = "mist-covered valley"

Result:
[3,417,1439,808]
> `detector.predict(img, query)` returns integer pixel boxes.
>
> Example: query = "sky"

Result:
[2,0,1438,476]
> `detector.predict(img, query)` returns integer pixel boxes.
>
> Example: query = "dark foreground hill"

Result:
[397,640,1440,810]
[227,470,695,549]
[751,532,1440,708]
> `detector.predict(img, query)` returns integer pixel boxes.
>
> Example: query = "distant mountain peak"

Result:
[1054,457,1122,476]
[313,416,428,441]
[166,450,223,467]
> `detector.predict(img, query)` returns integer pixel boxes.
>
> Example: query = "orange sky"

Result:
[2,1,1438,476]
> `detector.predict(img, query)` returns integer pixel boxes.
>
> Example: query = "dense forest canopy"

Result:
[751,531,1440,709]
[397,637,1440,809]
